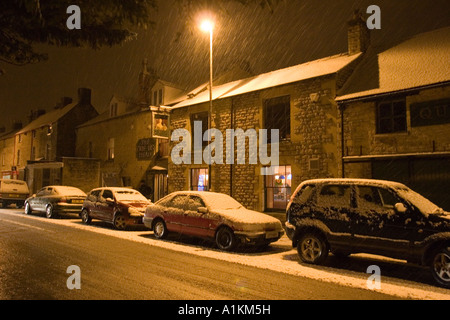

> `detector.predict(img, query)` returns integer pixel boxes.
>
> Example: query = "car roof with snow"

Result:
[298,178,408,189]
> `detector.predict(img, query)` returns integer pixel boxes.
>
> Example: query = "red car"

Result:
[143,191,284,251]
[81,187,151,230]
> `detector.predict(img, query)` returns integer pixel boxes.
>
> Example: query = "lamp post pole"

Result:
[201,20,214,192]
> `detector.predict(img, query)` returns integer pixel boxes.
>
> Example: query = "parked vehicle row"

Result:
[6,177,450,288]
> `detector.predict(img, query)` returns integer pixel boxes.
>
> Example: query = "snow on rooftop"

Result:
[172,53,361,109]
[337,27,450,101]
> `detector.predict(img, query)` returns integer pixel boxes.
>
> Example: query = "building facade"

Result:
[167,14,368,212]
[337,27,450,210]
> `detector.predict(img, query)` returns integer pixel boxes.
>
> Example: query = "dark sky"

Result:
[1,0,449,130]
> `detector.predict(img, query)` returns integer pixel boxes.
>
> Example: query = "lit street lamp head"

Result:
[200,20,214,33]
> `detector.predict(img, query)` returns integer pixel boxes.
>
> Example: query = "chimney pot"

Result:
[78,88,91,105]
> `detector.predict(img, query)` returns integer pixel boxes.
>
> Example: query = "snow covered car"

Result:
[0,179,30,208]
[80,187,151,230]
[24,185,86,218]
[143,191,284,251]
[285,178,450,288]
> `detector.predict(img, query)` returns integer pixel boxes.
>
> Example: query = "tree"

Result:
[0,0,157,66]
[0,0,281,66]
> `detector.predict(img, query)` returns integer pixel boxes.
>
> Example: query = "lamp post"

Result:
[200,20,214,191]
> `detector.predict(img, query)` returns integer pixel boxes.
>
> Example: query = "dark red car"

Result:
[143,191,284,251]
[80,187,151,230]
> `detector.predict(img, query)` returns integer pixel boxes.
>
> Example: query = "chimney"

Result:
[347,9,370,55]
[78,88,91,105]
[54,97,73,109]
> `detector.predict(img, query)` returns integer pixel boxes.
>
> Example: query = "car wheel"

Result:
[113,213,127,230]
[81,209,92,225]
[430,246,450,289]
[46,205,57,219]
[215,226,237,251]
[152,219,168,239]
[297,232,329,264]
[24,202,32,215]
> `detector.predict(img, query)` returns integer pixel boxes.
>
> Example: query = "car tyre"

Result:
[215,226,237,251]
[24,202,32,215]
[113,213,127,230]
[81,209,92,225]
[430,246,450,289]
[46,204,57,219]
[297,232,329,264]
[152,218,168,239]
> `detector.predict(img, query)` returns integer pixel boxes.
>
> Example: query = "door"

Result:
[96,189,115,221]
[314,184,354,246]
[352,185,415,258]
[162,194,188,233]
[181,195,216,238]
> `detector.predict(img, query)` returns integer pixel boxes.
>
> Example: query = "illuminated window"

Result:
[264,165,292,210]
[107,138,115,160]
[191,168,209,191]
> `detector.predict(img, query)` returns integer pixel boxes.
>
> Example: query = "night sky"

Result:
[0,0,449,131]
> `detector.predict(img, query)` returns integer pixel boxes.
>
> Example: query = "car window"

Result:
[101,189,114,200]
[292,184,315,204]
[47,187,55,195]
[357,186,384,210]
[378,188,398,208]
[186,196,205,211]
[87,190,100,202]
[317,184,352,208]
[169,195,188,209]
[36,188,47,197]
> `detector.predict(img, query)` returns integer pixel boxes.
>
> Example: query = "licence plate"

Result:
[8,194,20,198]
[71,200,84,204]
[265,231,279,239]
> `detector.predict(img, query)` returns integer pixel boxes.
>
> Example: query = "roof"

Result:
[17,102,77,134]
[298,178,408,189]
[337,27,450,101]
[172,52,362,109]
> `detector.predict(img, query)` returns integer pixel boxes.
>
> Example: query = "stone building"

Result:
[167,14,368,212]
[0,88,99,192]
[75,61,186,201]
[336,26,450,210]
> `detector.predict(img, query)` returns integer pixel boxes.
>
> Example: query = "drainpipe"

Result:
[339,102,345,178]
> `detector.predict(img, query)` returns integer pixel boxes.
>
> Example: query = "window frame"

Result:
[376,98,407,134]
[263,95,291,143]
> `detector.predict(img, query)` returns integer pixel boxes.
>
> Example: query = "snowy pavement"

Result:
[2,209,449,300]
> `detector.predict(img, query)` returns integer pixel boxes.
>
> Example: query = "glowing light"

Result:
[200,20,214,33]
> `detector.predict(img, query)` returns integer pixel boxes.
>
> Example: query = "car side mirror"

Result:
[197,207,208,214]
[105,197,115,204]
[394,202,407,213]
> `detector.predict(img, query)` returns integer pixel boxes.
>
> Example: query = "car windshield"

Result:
[53,186,86,197]
[395,187,446,215]
[202,193,243,210]
[114,190,148,202]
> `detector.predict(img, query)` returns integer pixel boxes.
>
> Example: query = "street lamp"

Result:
[200,19,214,191]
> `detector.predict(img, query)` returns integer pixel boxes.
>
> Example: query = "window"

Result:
[376,99,407,134]
[357,186,399,212]
[191,112,209,150]
[101,189,114,200]
[265,165,292,210]
[16,150,20,166]
[317,184,352,209]
[110,103,118,117]
[191,168,209,191]
[107,138,115,160]
[186,196,206,211]
[158,89,163,105]
[264,95,290,142]
[153,91,158,106]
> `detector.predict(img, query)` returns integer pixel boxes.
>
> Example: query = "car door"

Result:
[353,185,412,257]
[96,189,115,221]
[314,184,355,246]
[181,195,216,238]
[33,188,48,211]
[161,194,188,233]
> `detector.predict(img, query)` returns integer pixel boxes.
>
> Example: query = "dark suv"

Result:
[285,178,450,288]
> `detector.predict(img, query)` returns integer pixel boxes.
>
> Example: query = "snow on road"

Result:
[1,209,449,300]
